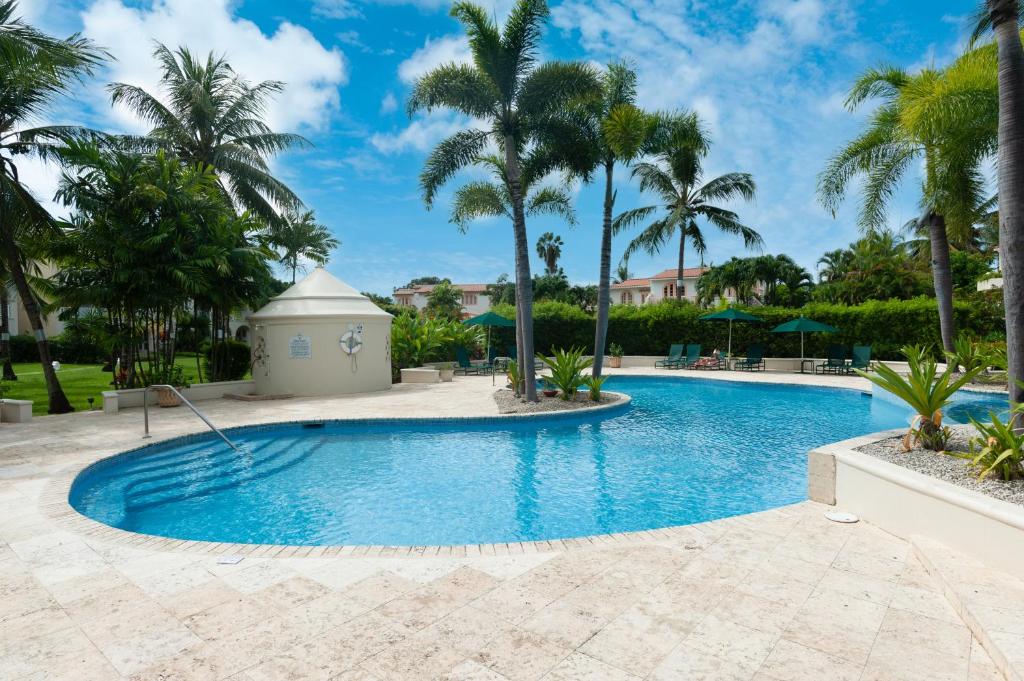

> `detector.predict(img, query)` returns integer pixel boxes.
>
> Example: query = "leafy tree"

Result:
[0,0,105,412]
[615,112,762,302]
[535,232,563,275]
[409,0,601,401]
[697,254,813,307]
[811,230,930,304]
[401,276,443,289]
[613,262,632,284]
[109,44,308,223]
[424,280,463,320]
[266,209,339,283]
[486,274,516,307]
[950,250,994,291]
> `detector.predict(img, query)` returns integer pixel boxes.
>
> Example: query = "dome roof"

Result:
[249,268,392,320]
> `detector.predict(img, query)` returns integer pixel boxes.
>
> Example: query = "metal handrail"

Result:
[143,384,240,451]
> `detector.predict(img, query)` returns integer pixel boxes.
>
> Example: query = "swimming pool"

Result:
[69,377,1007,546]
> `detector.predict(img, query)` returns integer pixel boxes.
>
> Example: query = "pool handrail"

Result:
[143,385,240,451]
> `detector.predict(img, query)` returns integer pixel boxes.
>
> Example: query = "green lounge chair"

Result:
[455,347,489,375]
[655,344,684,368]
[506,346,544,370]
[815,344,847,374]
[845,345,872,374]
[679,344,702,369]
[735,344,765,371]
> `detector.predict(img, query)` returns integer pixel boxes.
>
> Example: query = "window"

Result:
[622,291,633,304]
[462,293,478,306]
[663,283,675,298]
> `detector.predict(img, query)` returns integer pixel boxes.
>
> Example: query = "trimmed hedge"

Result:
[203,339,251,381]
[492,298,1005,361]
[7,333,106,364]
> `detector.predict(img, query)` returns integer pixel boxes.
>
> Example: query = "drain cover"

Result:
[216,555,245,565]
[825,511,859,524]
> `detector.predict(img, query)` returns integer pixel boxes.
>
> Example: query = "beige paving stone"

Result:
[44,567,130,607]
[648,642,752,681]
[79,603,204,676]
[684,613,778,674]
[331,669,384,681]
[440,659,509,680]
[0,604,74,654]
[470,626,570,681]
[417,604,516,655]
[710,590,801,636]
[519,596,608,649]
[543,651,641,680]
[183,594,269,642]
[578,597,692,677]
[360,635,466,681]
[471,578,555,624]
[158,577,243,620]
[782,587,887,665]
[889,583,963,624]
[877,606,972,659]
[756,638,861,681]
[861,635,969,681]
[814,566,897,606]
[343,570,421,608]
[252,574,332,610]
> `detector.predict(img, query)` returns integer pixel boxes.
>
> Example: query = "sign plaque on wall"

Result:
[288,334,312,359]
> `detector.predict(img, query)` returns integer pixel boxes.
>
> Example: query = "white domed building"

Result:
[247,268,392,397]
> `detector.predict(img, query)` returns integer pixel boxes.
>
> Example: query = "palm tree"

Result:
[267,209,339,283]
[0,0,104,412]
[974,1,1024,408]
[817,248,853,283]
[409,0,600,401]
[615,112,762,301]
[109,44,309,223]
[613,262,632,284]
[819,64,992,353]
[535,232,563,274]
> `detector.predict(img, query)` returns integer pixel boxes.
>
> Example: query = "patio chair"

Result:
[507,345,544,370]
[815,344,847,375]
[734,344,766,371]
[679,344,702,369]
[694,350,726,371]
[655,344,685,369]
[455,347,485,375]
[845,345,872,374]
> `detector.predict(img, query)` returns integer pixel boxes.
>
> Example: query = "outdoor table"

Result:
[800,358,815,374]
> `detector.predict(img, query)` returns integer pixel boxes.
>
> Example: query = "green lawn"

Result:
[1,354,217,415]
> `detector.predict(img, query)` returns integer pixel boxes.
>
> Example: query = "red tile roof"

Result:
[610,278,651,289]
[394,283,490,295]
[610,268,708,289]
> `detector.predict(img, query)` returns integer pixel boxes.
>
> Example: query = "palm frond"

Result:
[449,180,509,231]
[419,129,489,207]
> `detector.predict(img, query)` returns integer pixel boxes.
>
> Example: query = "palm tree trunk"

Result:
[993,0,1024,412]
[0,222,73,413]
[1,284,16,381]
[926,212,956,353]
[593,162,615,378]
[504,136,537,402]
[675,229,686,301]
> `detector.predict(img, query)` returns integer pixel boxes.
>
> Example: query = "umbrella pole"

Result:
[488,327,494,386]
[728,320,732,357]
[801,332,805,362]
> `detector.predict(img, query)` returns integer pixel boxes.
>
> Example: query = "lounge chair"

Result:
[507,346,544,370]
[815,344,847,374]
[734,344,766,371]
[679,344,702,369]
[694,350,726,371]
[655,344,685,369]
[845,345,872,374]
[455,347,490,375]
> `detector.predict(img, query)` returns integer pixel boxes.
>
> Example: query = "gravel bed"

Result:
[856,425,1024,506]
[493,388,621,414]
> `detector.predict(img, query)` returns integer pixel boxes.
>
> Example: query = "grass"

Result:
[0,354,218,415]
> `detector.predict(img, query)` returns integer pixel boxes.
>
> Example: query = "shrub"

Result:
[203,339,251,382]
[537,346,592,400]
[945,333,994,374]
[608,342,623,358]
[582,374,607,401]
[963,412,1024,481]
[856,345,982,450]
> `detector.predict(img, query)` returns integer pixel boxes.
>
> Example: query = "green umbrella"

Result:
[699,307,762,357]
[771,316,839,362]
[464,311,515,383]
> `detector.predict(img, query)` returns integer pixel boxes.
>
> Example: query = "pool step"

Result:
[912,535,1024,681]
[125,436,321,512]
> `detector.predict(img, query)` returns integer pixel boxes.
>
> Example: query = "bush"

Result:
[7,332,107,364]
[203,339,251,382]
[9,334,37,363]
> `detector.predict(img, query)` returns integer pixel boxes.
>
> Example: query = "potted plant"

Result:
[149,365,189,408]
[607,342,624,368]
[425,361,456,382]
[541,378,558,398]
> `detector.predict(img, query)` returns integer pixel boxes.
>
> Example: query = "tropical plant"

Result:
[613,262,632,284]
[856,345,983,450]
[203,339,250,382]
[608,342,623,358]
[537,346,591,400]
[505,358,522,396]
[424,281,463,320]
[389,313,446,375]
[974,3,1024,412]
[582,373,607,401]
[945,333,994,374]
[266,209,339,283]
[819,59,995,353]
[615,112,762,302]
[535,232,563,275]
[109,43,308,223]
[810,230,930,305]
[963,410,1024,480]
[0,0,106,412]
[409,0,601,402]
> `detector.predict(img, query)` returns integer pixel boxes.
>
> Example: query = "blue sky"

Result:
[21,0,979,295]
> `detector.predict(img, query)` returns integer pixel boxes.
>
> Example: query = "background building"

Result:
[392,283,490,318]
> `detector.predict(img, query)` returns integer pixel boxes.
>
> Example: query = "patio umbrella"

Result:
[699,307,762,357]
[770,315,838,363]
[464,311,515,384]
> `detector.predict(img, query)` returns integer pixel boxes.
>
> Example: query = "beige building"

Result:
[393,283,490,318]
[611,267,763,305]
[248,268,392,397]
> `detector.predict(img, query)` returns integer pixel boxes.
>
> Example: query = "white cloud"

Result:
[380,92,399,114]
[80,0,348,134]
[313,0,362,19]
[370,111,476,154]
[398,34,471,84]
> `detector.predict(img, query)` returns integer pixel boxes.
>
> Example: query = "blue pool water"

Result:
[70,377,1008,546]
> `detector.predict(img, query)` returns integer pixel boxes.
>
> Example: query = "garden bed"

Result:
[855,425,1024,507]
[493,388,621,414]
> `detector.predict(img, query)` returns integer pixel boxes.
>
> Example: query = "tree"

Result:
[535,232,563,275]
[401,276,443,289]
[424,280,464,320]
[409,0,600,400]
[817,248,853,283]
[110,44,309,223]
[0,0,105,412]
[811,230,930,304]
[615,112,762,302]
[613,262,632,284]
[974,1,1024,408]
[267,209,339,283]
[818,63,992,353]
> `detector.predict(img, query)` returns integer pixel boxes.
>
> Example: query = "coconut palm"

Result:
[613,262,632,284]
[0,0,105,412]
[615,112,762,301]
[974,1,1024,408]
[535,232,563,274]
[817,248,853,283]
[409,0,600,401]
[109,44,309,223]
[267,209,339,283]
[819,64,992,353]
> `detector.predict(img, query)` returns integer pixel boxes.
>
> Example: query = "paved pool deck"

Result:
[0,370,1004,680]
